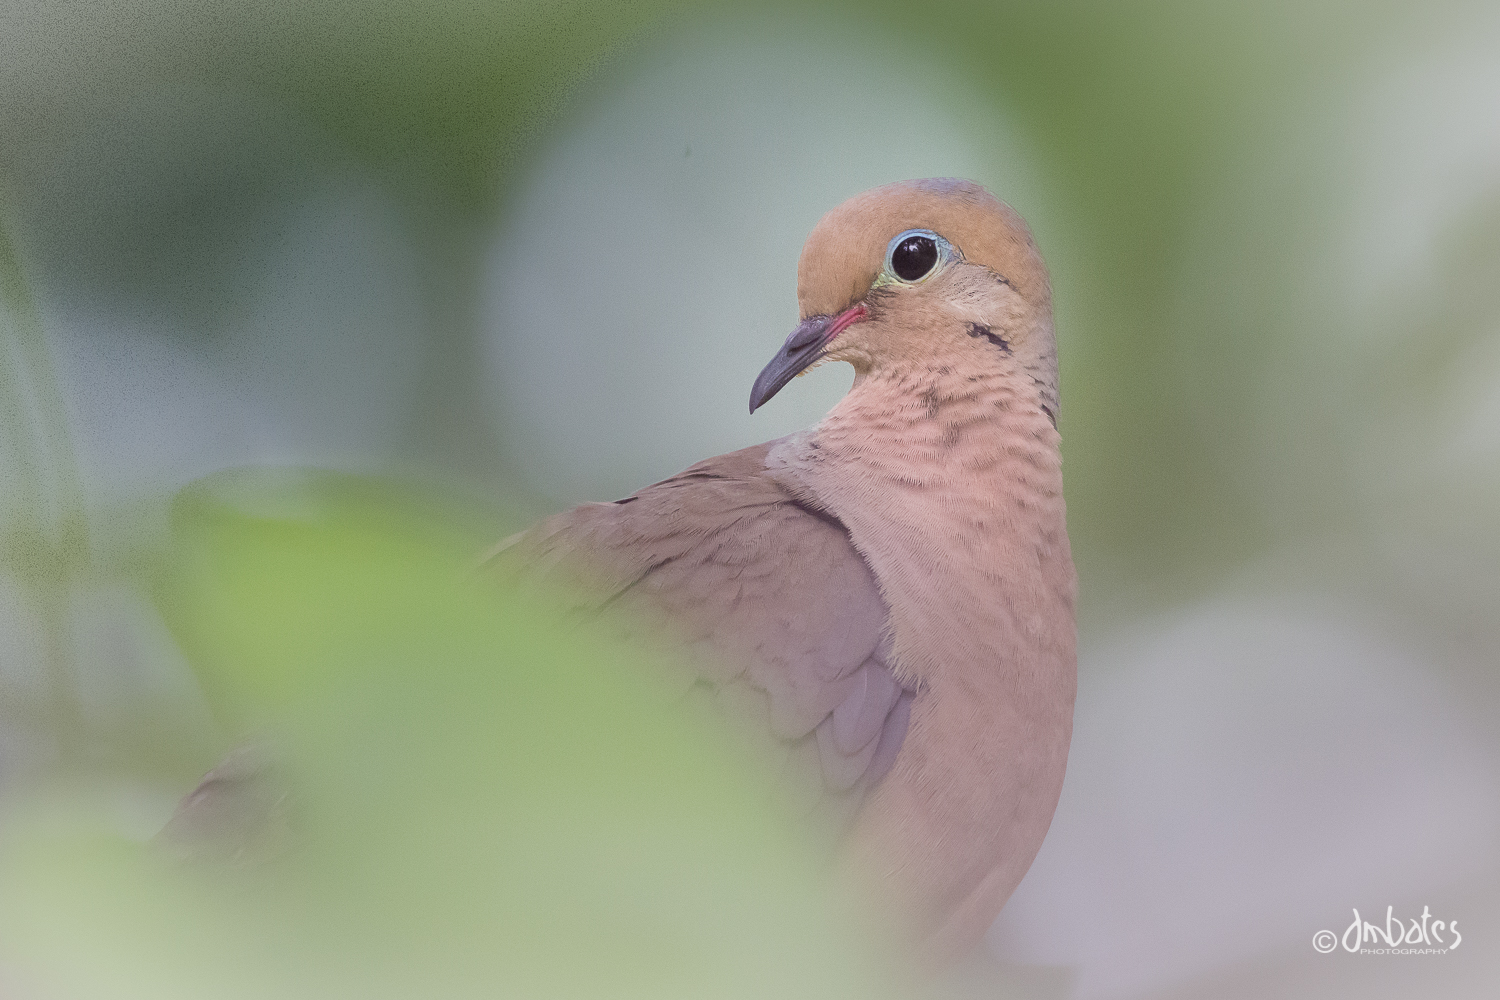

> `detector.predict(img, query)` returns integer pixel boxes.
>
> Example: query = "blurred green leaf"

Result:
[1,468,892,999]
[152,468,492,723]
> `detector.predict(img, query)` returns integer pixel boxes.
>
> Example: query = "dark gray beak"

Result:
[749,315,834,413]
[748,304,868,413]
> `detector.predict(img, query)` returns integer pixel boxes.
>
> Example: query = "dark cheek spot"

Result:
[966,322,1012,355]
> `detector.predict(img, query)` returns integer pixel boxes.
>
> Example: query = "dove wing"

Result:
[487,442,913,825]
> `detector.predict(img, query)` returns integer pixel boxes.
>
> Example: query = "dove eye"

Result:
[885,229,955,284]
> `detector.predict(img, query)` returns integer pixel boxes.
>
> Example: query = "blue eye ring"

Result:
[883,229,958,284]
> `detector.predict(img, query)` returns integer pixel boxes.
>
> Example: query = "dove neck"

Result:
[768,363,1076,691]
[773,362,1076,962]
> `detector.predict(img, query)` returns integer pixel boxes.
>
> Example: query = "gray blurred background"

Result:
[2,1,1498,997]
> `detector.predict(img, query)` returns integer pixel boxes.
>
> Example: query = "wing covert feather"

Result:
[486,442,912,818]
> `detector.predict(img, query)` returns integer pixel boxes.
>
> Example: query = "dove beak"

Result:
[749,303,868,413]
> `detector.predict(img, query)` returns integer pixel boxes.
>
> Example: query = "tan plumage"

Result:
[489,178,1077,959]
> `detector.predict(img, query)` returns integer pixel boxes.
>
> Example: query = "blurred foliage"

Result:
[1,471,893,999]
[0,0,1457,593]
[2,0,1498,994]
[2,207,90,761]
[0,212,87,578]
[2,0,684,210]
[153,468,504,724]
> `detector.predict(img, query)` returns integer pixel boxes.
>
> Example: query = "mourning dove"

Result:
[487,178,1077,959]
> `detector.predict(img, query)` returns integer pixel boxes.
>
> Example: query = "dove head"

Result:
[749,178,1057,422]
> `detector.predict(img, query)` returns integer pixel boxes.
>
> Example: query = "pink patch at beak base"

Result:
[826,303,869,342]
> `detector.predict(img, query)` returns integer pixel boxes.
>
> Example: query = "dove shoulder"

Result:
[485,441,914,826]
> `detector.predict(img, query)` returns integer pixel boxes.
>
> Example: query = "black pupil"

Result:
[891,236,938,281]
